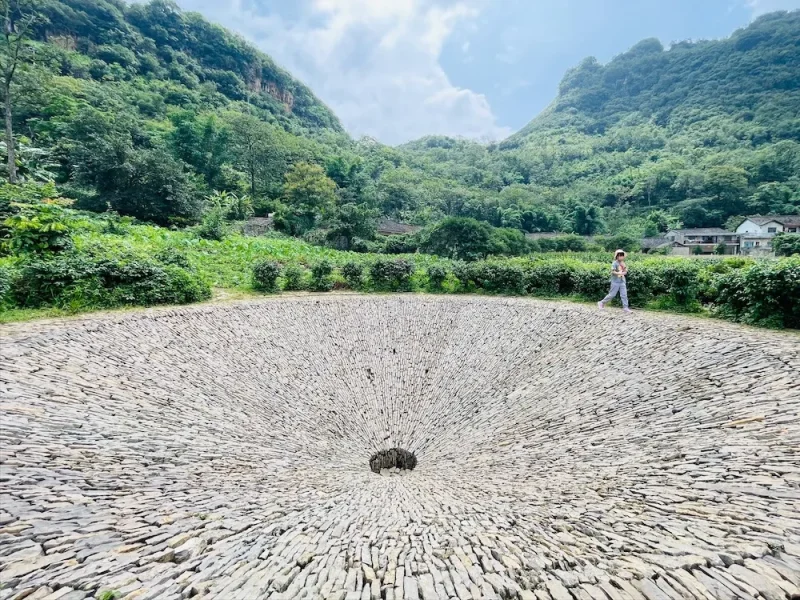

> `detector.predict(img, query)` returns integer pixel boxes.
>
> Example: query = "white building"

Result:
[736,215,800,252]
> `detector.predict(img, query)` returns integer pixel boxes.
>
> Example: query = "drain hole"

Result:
[369,448,417,474]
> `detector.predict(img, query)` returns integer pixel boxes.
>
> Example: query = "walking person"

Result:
[598,249,631,313]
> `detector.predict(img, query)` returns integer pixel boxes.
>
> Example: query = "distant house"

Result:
[640,237,688,254]
[524,232,564,240]
[664,228,740,255]
[377,220,422,236]
[736,215,800,252]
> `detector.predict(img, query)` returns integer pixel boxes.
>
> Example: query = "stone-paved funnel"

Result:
[1,296,799,600]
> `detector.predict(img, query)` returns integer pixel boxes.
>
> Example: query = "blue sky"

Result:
[160,0,800,145]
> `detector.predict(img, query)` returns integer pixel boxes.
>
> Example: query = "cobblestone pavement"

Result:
[1,296,799,600]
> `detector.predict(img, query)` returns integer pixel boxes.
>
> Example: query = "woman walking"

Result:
[598,249,631,313]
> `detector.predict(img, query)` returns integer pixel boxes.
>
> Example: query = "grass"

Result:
[73,224,448,289]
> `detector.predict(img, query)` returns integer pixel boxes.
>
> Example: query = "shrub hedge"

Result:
[369,258,414,291]
[12,253,210,309]
[3,237,798,329]
[714,257,800,328]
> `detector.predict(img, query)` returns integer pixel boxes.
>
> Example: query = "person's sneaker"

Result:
[597,301,604,309]
[623,308,632,313]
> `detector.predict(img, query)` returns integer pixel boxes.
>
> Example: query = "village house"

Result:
[663,228,740,255]
[736,215,800,252]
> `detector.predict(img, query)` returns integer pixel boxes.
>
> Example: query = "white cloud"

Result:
[160,0,510,145]
[745,0,800,15]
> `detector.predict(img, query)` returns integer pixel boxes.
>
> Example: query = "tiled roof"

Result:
[745,215,800,227]
[668,228,733,235]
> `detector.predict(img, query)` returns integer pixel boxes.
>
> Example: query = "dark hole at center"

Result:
[369,448,417,474]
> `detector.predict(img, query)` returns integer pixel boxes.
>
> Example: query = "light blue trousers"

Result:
[601,279,629,309]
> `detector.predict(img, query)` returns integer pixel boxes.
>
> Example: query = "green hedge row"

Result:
[0,252,211,311]
[252,256,800,329]
[2,252,796,330]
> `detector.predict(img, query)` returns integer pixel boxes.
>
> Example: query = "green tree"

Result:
[1,0,36,183]
[573,203,603,236]
[169,111,231,191]
[706,165,749,215]
[226,113,285,198]
[325,202,379,250]
[419,217,494,261]
[276,162,335,235]
[724,215,746,232]
[773,233,800,256]
[105,148,203,226]
[645,210,672,235]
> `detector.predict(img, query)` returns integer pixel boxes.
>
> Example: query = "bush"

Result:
[252,260,281,293]
[369,258,413,291]
[155,247,191,269]
[715,258,800,328]
[226,193,254,221]
[252,197,278,218]
[523,260,580,296]
[426,264,448,290]
[12,254,210,309]
[656,261,702,308]
[574,264,610,299]
[341,261,363,289]
[197,203,229,241]
[773,233,800,257]
[310,260,334,291]
[382,234,417,254]
[537,235,587,252]
[3,203,73,255]
[283,264,307,291]
[0,266,12,305]
[599,233,640,253]
[349,238,375,253]
[455,261,525,294]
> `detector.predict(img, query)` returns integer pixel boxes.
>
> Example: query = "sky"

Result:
[156,0,800,145]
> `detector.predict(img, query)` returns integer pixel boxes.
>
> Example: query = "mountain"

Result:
[397,11,800,232]
[33,0,342,133]
[5,1,800,238]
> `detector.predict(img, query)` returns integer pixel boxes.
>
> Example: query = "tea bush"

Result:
[369,259,413,291]
[283,264,307,291]
[252,260,281,293]
[714,257,800,328]
[341,261,364,289]
[13,254,210,309]
[522,260,580,296]
[426,264,448,290]
[311,260,334,291]
[0,266,12,305]
[455,261,525,294]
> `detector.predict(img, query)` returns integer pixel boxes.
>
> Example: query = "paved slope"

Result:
[1,297,799,600]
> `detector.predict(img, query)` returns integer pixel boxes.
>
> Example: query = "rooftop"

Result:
[667,228,733,235]
[745,214,800,227]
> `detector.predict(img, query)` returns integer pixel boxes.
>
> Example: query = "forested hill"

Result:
[397,11,800,234]
[507,11,800,146]
[4,1,800,242]
[31,0,342,133]
[486,10,800,229]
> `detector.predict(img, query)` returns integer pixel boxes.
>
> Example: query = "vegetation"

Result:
[0,0,796,242]
[773,232,800,256]
[0,2,798,328]
[0,204,797,328]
